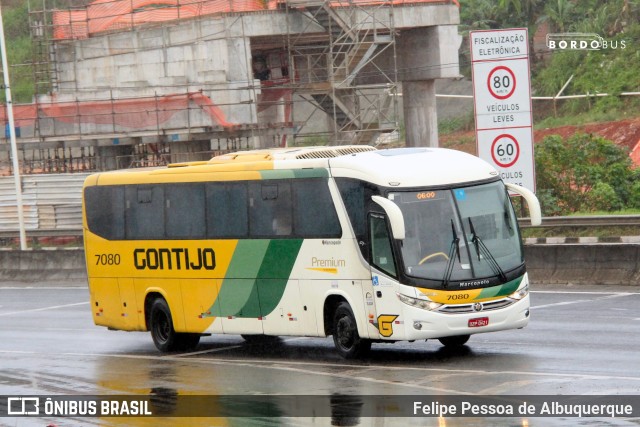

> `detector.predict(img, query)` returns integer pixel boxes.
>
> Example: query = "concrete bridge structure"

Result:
[2,0,461,172]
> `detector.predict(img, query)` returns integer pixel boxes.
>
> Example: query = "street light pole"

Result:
[0,5,28,250]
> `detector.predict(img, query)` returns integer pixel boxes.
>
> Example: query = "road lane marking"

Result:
[173,345,245,356]
[3,349,639,382]
[173,337,309,357]
[0,301,88,316]
[2,347,640,398]
[530,293,630,310]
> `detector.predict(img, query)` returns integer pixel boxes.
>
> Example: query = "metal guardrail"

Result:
[519,215,640,228]
[1,215,639,241]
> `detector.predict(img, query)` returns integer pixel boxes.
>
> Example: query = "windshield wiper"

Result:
[468,218,507,282]
[442,220,462,288]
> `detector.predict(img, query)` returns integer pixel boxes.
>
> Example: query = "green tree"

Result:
[535,133,637,215]
[536,0,575,32]
[1,0,34,103]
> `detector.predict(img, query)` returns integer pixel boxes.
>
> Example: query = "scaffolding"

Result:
[286,0,399,145]
[4,0,452,173]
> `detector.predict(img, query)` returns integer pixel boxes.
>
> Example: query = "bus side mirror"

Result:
[371,195,406,240]
[505,183,542,226]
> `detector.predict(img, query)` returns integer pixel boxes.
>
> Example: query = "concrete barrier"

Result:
[524,244,640,286]
[0,245,639,285]
[0,249,87,282]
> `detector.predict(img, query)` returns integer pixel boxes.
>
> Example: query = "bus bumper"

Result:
[398,295,530,340]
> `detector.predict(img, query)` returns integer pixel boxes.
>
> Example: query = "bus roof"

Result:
[85,146,499,188]
[328,147,499,188]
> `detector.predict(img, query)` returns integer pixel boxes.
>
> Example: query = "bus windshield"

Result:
[390,181,523,284]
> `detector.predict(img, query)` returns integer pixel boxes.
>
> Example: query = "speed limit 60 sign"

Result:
[477,128,534,190]
[471,28,536,193]
[491,134,519,167]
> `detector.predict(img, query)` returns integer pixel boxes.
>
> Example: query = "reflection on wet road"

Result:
[1,283,639,426]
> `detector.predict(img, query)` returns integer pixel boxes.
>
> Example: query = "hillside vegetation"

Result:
[459,0,640,121]
[458,0,640,216]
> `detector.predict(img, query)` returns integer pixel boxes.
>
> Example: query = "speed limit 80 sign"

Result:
[471,28,536,193]
[487,66,516,100]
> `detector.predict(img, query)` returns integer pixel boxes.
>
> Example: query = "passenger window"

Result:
[369,214,396,277]
[249,181,292,237]
[166,184,205,238]
[84,186,125,240]
[125,185,164,239]
[206,182,249,238]
[292,179,341,237]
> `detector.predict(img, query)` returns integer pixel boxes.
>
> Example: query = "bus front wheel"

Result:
[438,335,470,347]
[332,302,371,359]
[150,298,200,352]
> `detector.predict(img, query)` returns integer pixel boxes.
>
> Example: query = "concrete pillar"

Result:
[402,80,438,148]
[96,145,134,171]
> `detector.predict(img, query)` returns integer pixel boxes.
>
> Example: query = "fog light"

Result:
[525,309,530,318]
[413,321,422,330]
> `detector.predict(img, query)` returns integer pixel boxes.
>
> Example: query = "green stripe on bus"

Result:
[210,239,304,318]
[260,169,329,180]
[476,276,523,300]
[226,240,270,278]
[212,240,269,317]
[253,239,304,315]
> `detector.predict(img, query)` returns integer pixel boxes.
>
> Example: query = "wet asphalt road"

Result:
[0,281,639,426]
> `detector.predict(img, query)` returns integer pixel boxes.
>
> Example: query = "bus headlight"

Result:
[508,284,529,301]
[396,293,443,311]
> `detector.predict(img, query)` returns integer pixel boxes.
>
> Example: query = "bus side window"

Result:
[166,184,206,238]
[206,182,249,238]
[249,181,292,237]
[125,185,165,239]
[369,214,396,277]
[84,186,125,240]
[292,179,341,238]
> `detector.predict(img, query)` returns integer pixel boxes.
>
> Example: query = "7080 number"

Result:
[95,254,121,266]
[447,293,469,301]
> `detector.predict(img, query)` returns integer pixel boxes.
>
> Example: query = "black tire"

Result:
[150,298,200,352]
[332,302,371,359]
[438,334,470,348]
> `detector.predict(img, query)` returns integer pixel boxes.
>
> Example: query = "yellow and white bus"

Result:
[82,146,541,358]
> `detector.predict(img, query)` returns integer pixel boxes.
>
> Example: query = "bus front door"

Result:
[367,213,401,340]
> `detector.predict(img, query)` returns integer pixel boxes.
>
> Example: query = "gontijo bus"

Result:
[82,145,541,358]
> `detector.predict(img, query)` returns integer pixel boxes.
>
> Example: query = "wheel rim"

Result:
[336,316,356,350]
[154,311,171,344]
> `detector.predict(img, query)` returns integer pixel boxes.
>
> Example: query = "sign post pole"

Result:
[0,5,28,250]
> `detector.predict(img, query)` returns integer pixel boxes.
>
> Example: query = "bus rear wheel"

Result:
[438,335,470,347]
[150,298,200,352]
[332,302,371,359]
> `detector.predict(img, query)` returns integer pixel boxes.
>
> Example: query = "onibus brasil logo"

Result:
[547,33,626,50]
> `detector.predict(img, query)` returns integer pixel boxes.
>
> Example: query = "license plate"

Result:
[468,317,489,327]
